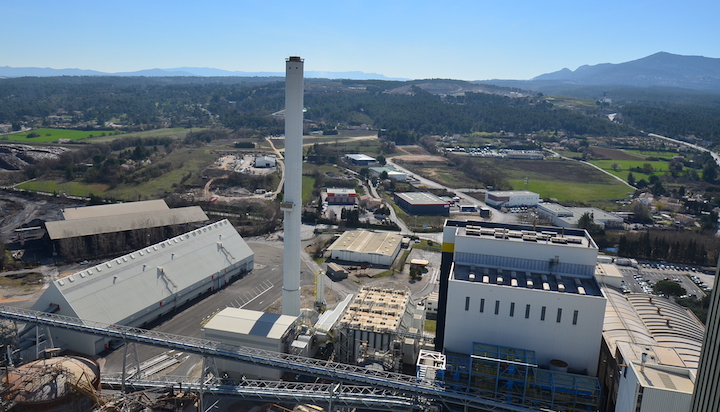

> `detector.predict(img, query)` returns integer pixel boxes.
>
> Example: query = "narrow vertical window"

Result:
[541,306,546,321]
[465,297,470,311]
[494,300,500,315]
[556,308,563,323]
[525,304,531,319]
[480,298,485,313]
[509,302,515,317]
[573,310,579,325]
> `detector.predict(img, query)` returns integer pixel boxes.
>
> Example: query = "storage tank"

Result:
[5,355,101,412]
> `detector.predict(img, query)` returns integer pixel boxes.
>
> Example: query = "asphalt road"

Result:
[99,240,315,376]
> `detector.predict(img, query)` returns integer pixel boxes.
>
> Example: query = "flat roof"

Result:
[457,223,593,249]
[326,188,356,195]
[337,287,411,334]
[369,167,406,174]
[327,230,402,257]
[395,192,448,206]
[452,264,603,297]
[204,307,297,340]
[345,154,376,161]
[486,190,538,197]
[61,199,168,220]
[46,206,209,240]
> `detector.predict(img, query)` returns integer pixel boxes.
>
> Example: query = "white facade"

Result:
[202,308,299,379]
[441,221,605,376]
[282,56,304,317]
[31,219,254,355]
[615,360,693,412]
[485,190,540,208]
[445,276,605,375]
[254,155,276,168]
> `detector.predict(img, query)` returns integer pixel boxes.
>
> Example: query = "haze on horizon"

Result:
[3,0,719,81]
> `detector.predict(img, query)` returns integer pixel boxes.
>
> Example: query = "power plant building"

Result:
[30,219,254,355]
[326,230,402,266]
[437,220,606,376]
[335,286,425,370]
[600,287,703,412]
[202,308,300,380]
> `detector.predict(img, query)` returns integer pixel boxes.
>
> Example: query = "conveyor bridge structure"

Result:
[0,306,539,412]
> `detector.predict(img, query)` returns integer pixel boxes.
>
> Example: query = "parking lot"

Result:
[618,263,714,299]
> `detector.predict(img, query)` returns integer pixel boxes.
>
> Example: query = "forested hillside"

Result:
[2,76,719,145]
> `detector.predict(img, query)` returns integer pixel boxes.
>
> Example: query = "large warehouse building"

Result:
[394,192,450,216]
[46,199,209,260]
[326,230,402,266]
[437,220,606,376]
[30,219,254,355]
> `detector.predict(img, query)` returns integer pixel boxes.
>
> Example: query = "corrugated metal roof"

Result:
[603,286,704,371]
[203,308,297,340]
[46,206,208,240]
[326,230,402,257]
[61,199,168,220]
[36,219,253,326]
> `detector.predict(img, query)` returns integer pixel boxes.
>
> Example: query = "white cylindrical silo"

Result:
[281,56,304,317]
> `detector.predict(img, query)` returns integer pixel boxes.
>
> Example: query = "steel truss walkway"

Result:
[102,374,414,410]
[0,306,536,412]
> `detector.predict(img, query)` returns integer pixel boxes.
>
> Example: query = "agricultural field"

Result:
[401,156,633,208]
[588,146,679,181]
[2,128,114,143]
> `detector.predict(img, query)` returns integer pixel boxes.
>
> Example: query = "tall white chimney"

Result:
[281,56,304,316]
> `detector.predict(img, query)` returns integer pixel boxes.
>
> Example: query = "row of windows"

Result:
[464,296,579,325]
[455,251,595,277]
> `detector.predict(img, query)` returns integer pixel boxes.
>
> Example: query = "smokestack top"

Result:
[287,56,303,62]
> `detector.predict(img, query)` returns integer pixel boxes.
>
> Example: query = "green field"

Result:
[2,127,203,144]
[106,148,215,200]
[3,128,113,142]
[17,180,110,197]
[589,159,669,183]
[398,157,632,206]
[20,147,216,201]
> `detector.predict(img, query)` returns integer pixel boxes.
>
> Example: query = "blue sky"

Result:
[3,0,718,80]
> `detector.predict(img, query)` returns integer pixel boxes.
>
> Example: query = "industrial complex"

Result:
[1,56,718,412]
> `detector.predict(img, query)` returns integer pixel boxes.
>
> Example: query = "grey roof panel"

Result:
[46,206,208,240]
[61,199,169,220]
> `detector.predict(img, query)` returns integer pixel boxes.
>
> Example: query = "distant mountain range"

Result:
[3,52,720,94]
[0,66,405,81]
[484,52,720,94]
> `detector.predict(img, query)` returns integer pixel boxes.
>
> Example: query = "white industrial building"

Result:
[599,285,704,412]
[484,190,539,208]
[538,202,624,229]
[30,219,254,355]
[439,221,606,376]
[326,230,402,266]
[202,308,299,380]
[254,155,276,168]
[368,167,408,181]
